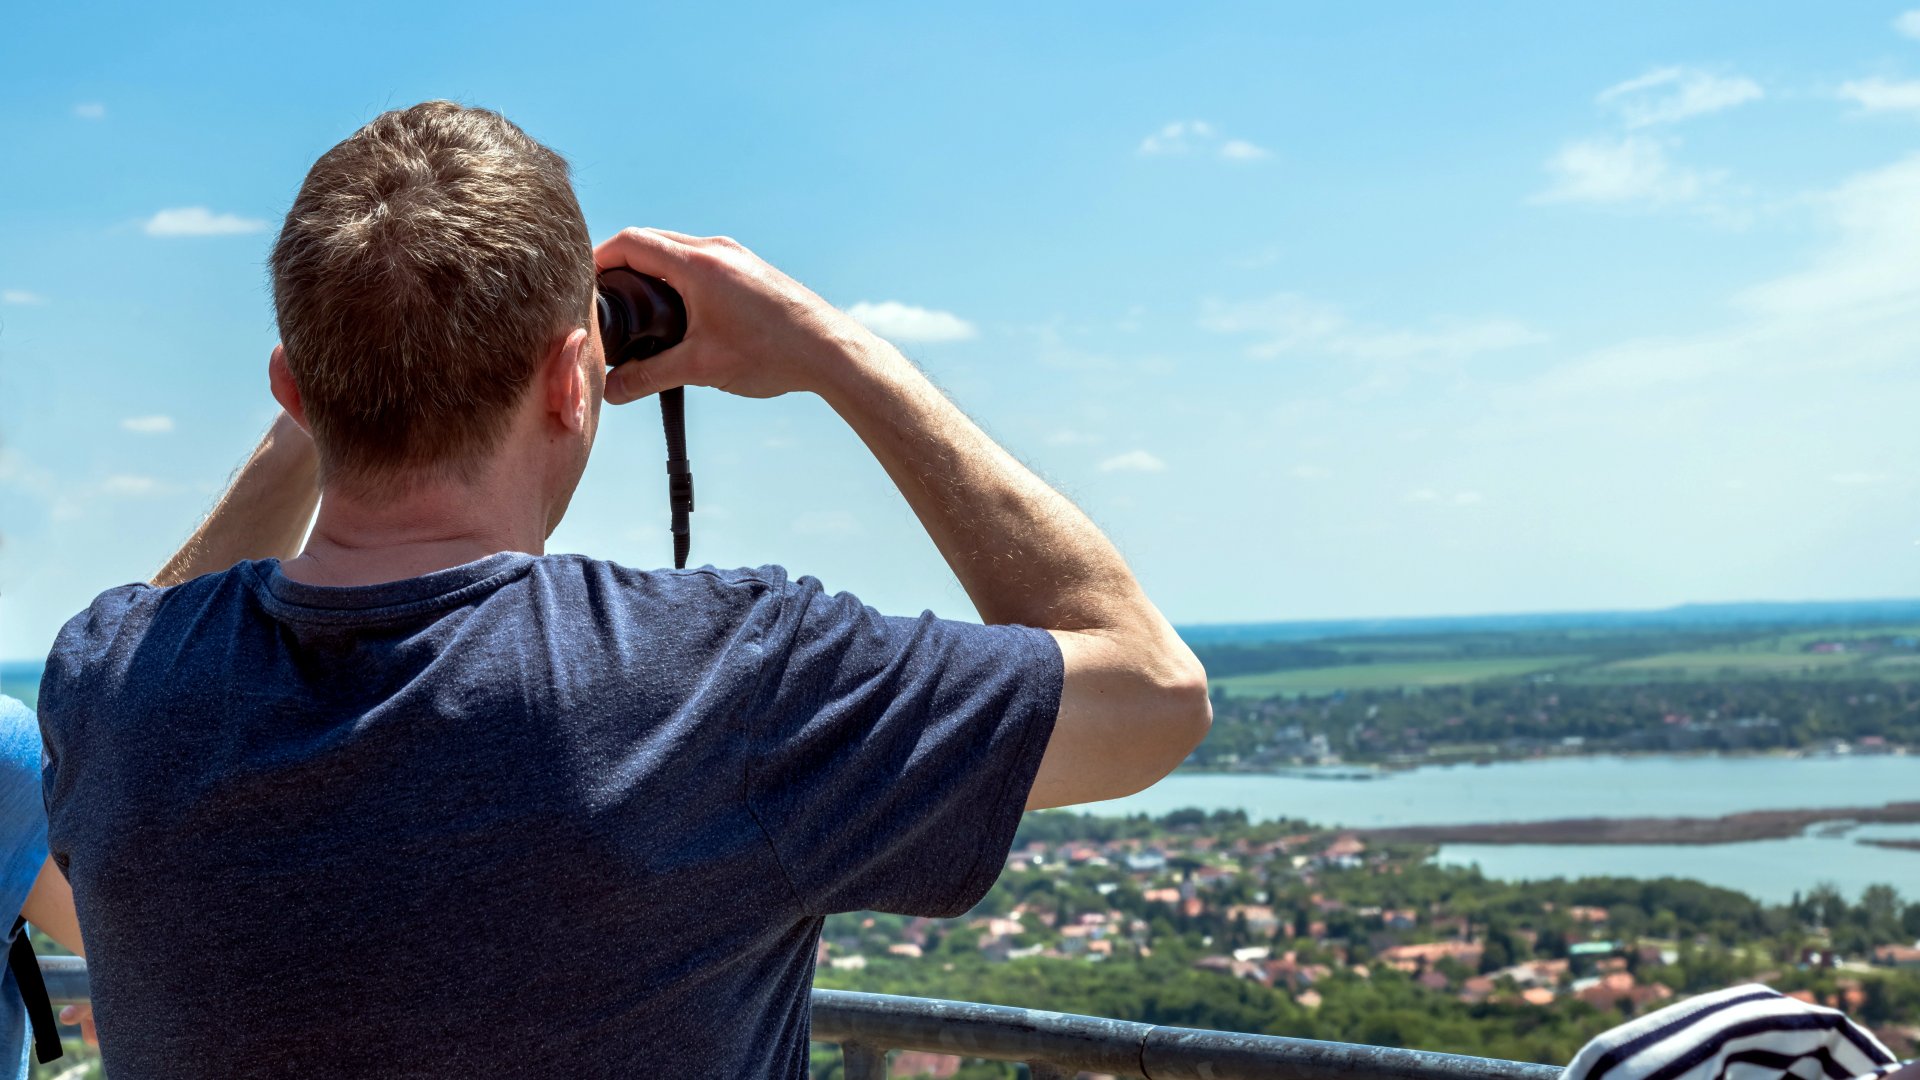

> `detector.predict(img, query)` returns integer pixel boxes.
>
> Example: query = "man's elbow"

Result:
[1158,651,1212,759]
[1106,655,1210,801]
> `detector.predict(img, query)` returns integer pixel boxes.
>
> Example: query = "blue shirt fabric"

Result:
[38,554,1061,1079]
[0,696,50,1080]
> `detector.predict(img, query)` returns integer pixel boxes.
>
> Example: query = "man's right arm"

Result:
[594,229,1210,810]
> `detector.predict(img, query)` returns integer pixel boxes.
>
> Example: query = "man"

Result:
[38,101,1208,1077]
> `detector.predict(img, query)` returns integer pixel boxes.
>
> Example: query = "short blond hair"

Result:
[271,101,594,487]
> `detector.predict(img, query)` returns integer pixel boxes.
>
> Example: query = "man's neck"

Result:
[279,468,551,588]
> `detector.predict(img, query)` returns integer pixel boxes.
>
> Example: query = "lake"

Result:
[1091,754,1920,903]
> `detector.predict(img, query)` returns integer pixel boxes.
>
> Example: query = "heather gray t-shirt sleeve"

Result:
[743,576,1062,919]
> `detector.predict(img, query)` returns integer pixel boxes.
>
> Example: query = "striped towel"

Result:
[1564,984,1908,1080]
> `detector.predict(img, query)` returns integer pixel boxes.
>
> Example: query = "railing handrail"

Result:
[814,987,1564,1080]
[38,958,1563,1080]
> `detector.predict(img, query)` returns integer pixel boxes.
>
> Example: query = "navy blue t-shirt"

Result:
[38,554,1062,1078]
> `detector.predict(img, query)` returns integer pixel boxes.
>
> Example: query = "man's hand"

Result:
[593,229,891,406]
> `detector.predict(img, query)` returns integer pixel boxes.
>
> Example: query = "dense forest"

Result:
[1193,677,1920,767]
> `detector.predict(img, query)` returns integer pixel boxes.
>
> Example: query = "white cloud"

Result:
[1,290,46,306]
[1519,153,1920,401]
[1201,292,1544,362]
[120,415,175,435]
[1896,10,1920,39]
[1837,77,1920,113]
[1138,120,1271,162]
[1139,120,1214,154]
[1597,67,1763,128]
[72,103,105,120]
[1098,450,1168,473]
[100,475,163,496]
[1534,136,1711,205]
[846,300,977,343]
[142,207,268,238]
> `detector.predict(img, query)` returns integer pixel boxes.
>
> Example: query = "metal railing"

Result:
[38,959,1563,1080]
[813,988,1563,1080]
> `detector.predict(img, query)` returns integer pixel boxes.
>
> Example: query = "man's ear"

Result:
[268,345,311,433]
[542,328,592,434]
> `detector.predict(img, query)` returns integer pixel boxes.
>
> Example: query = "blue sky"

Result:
[6,2,1920,657]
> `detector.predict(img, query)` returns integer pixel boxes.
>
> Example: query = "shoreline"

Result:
[1177,745,1916,778]
[1360,801,1920,846]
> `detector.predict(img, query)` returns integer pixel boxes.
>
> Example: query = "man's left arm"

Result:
[152,411,320,587]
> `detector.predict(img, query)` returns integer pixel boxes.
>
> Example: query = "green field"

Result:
[1212,655,1585,698]
[1593,650,1860,675]
[1194,616,1920,697]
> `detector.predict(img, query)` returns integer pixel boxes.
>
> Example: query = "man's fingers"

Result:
[60,1003,99,1047]
[604,348,703,405]
[593,228,696,277]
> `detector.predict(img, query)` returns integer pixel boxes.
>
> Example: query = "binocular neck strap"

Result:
[660,387,693,570]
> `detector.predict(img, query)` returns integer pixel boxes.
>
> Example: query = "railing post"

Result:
[841,1039,889,1080]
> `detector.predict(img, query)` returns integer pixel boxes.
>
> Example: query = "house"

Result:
[1320,836,1366,867]
[1873,944,1920,968]
[1195,955,1267,983]
[1126,851,1168,873]
[1575,972,1638,1010]
[1631,984,1674,1009]
[1228,904,1281,936]
[1193,865,1235,886]
[1459,976,1496,1004]
[1379,941,1485,969]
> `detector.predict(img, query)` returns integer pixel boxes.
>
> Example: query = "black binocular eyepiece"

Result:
[596,268,694,570]
[596,267,688,366]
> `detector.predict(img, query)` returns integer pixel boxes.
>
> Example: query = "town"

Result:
[812,810,1920,1079]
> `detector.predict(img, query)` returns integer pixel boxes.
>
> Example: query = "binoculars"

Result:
[596,269,694,569]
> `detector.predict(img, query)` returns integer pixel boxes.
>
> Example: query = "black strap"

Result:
[660,387,693,570]
[8,917,61,1064]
